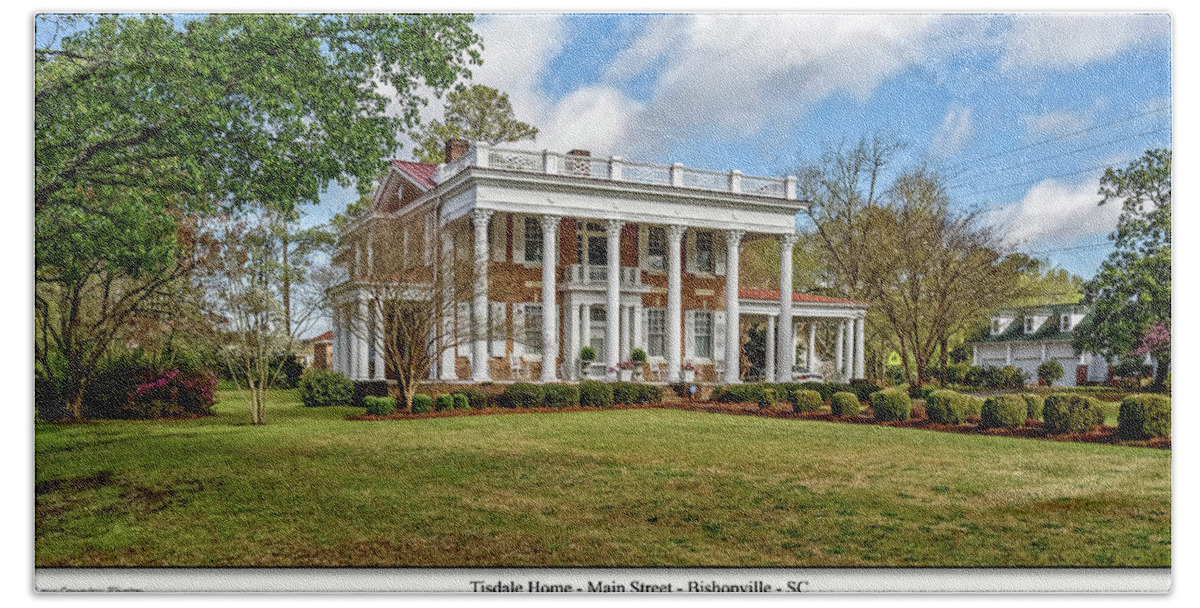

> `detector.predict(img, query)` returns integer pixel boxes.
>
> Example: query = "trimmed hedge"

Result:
[542,383,580,409]
[501,382,544,409]
[1117,394,1171,440]
[579,380,614,408]
[980,395,1027,429]
[613,382,662,405]
[797,382,832,402]
[925,389,973,425]
[790,389,824,413]
[1019,393,1044,421]
[434,394,454,412]
[908,386,936,401]
[451,393,470,411]
[351,380,390,407]
[363,396,397,416]
[1043,393,1103,434]
[712,383,768,403]
[850,379,883,403]
[298,369,354,408]
[456,389,488,410]
[410,393,432,414]
[756,387,779,410]
[830,392,861,417]
[871,388,911,422]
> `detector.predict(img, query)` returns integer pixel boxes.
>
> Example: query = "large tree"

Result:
[35,14,481,420]
[411,84,538,164]
[1074,149,1171,388]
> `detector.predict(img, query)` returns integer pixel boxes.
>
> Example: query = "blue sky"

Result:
[310,12,1171,280]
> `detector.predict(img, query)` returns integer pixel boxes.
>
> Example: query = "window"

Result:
[695,231,714,273]
[525,304,542,355]
[647,227,666,271]
[589,306,606,359]
[1061,315,1071,331]
[1025,317,1034,333]
[695,311,713,358]
[647,309,666,357]
[524,217,543,263]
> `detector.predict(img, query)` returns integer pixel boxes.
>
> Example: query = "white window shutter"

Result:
[638,224,648,270]
[713,311,726,360]
[513,215,526,264]
[714,231,727,275]
[685,230,696,273]
[684,310,696,360]
[512,303,526,358]
[490,214,506,262]
[490,301,506,356]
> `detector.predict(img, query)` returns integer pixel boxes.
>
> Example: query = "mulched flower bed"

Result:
[350,400,1170,450]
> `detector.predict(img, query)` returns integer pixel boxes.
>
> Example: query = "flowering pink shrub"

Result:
[122,369,217,419]
[1133,323,1170,357]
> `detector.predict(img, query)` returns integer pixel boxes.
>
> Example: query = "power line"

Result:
[953,160,1117,199]
[947,126,1171,186]
[1025,240,1112,255]
[940,104,1171,175]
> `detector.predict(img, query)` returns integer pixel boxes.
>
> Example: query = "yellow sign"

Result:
[887,351,902,366]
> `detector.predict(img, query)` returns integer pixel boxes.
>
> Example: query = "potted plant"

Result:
[681,361,697,383]
[630,348,647,381]
[580,346,596,378]
[617,360,635,381]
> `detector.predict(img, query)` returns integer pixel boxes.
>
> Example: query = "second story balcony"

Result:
[432,142,798,200]
[560,264,647,292]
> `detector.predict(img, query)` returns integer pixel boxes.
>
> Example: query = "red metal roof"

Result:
[390,160,437,189]
[738,288,864,305]
[307,330,333,343]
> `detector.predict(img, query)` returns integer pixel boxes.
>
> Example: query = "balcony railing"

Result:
[564,264,643,287]
[432,143,797,200]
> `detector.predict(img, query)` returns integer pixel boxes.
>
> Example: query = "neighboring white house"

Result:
[327,141,869,384]
[970,304,1110,386]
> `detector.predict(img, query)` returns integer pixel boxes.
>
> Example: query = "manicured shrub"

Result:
[121,369,219,419]
[410,393,432,414]
[363,396,397,416]
[434,394,454,412]
[871,388,911,422]
[501,382,544,409]
[830,392,861,417]
[926,390,973,425]
[908,386,935,401]
[980,395,1027,429]
[1020,393,1044,421]
[790,389,824,413]
[998,365,1029,389]
[712,383,767,403]
[542,383,580,409]
[612,382,639,405]
[456,389,488,410]
[451,393,470,411]
[579,380,614,408]
[825,383,856,398]
[850,379,883,403]
[798,381,832,402]
[1117,394,1171,439]
[1038,360,1065,386]
[1042,393,1103,434]
[298,369,354,408]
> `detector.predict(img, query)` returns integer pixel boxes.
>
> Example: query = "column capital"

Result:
[606,219,625,234]
[540,214,562,232]
[779,232,799,247]
[726,229,746,245]
[666,224,686,241]
[471,208,494,226]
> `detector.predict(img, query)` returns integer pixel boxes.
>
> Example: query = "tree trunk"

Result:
[1153,353,1170,391]
[282,231,292,338]
[68,385,85,422]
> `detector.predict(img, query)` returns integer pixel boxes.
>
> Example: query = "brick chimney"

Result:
[444,139,470,164]
[565,149,591,176]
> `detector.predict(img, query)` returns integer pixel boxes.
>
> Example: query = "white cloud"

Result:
[987,177,1122,250]
[930,105,974,157]
[1019,110,1091,142]
[999,13,1169,73]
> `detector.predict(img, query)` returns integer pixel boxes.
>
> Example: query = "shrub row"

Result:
[830,392,861,417]
[711,381,870,406]
[925,389,979,425]
[1042,393,1104,434]
[1117,394,1171,440]
[363,396,396,416]
[871,388,911,422]
[980,395,1027,429]
[299,370,354,408]
[790,389,823,413]
[490,381,665,410]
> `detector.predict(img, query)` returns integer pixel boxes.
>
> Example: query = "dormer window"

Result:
[992,319,1001,334]
[1025,317,1035,333]
[1061,315,1071,331]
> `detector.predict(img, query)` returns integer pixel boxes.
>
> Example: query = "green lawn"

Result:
[35,389,1170,567]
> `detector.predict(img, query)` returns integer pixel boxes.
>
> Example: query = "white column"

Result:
[356,296,369,380]
[372,299,385,380]
[1005,343,1012,366]
[438,227,456,380]
[580,303,592,360]
[331,306,342,374]
[605,220,624,379]
[844,319,854,382]
[631,302,643,354]
[724,229,744,384]
[807,321,817,371]
[620,305,632,362]
[854,316,866,379]
[666,224,685,383]
[835,320,845,382]
[471,209,493,382]
[765,315,776,382]
[567,300,580,380]
[1040,343,1047,362]
[776,234,798,382]
[540,215,560,382]
[973,345,979,366]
